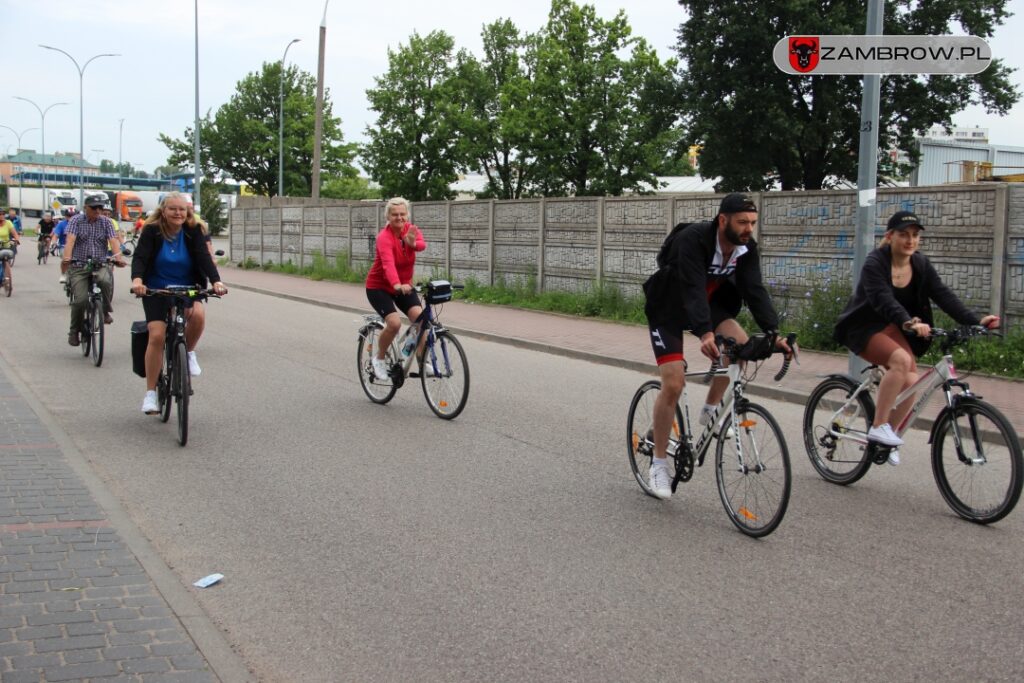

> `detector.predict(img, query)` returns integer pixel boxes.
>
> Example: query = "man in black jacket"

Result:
[641,193,789,499]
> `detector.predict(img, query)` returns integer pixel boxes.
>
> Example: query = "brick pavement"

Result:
[0,366,248,682]
[221,266,1024,435]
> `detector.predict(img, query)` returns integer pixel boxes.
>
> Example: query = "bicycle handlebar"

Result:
[705,331,798,383]
[134,286,221,300]
[773,333,799,382]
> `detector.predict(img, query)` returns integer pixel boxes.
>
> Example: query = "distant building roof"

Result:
[1,150,98,169]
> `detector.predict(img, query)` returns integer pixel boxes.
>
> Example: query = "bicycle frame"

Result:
[362,296,446,380]
[675,362,744,464]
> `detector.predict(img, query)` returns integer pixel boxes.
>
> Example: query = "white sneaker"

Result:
[868,423,903,447]
[648,463,672,500]
[58,274,67,284]
[887,449,901,466]
[141,390,159,414]
[371,357,389,380]
[187,351,202,376]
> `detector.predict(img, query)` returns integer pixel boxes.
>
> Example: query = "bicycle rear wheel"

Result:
[174,343,190,446]
[80,307,92,357]
[357,324,398,404]
[932,398,1023,524]
[803,377,874,485]
[3,270,11,297]
[90,297,104,367]
[716,402,791,537]
[420,330,469,419]
[627,380,683,499]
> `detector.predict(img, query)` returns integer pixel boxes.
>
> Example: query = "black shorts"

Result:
[142,295,195,323]
[648,297,735,365]
[366,288,421,319]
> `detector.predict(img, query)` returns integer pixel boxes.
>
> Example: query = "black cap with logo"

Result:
[886,210,924,232]
[719,193,757,214]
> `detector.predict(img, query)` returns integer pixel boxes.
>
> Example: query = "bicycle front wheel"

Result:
[158,370,172,423]
[3,270,11,297]
[716,402,791,537]
[421,331,469,419]
[90,298,104,367]
[803,377,874,485]
[80,309,92,357]
[174,343,190,446]
[357,325,398,404]
[626,380,683,499]
[932,398,1023,524]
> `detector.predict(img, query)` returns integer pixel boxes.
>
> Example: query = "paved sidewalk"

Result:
[222,267,1024,434]
[0,364,251,682]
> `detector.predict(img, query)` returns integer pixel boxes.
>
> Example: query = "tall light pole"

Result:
[39,45,119,208]
[118,119,125,189]
[13,97,68,211]
[278,38,301,198]
[0,125,39,214]
[312,0,330,199]
[193,0,201,214]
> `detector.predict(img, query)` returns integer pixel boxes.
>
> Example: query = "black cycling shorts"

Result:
[366,288,422,319]
[142,296,195,324]
[648,297,735,365]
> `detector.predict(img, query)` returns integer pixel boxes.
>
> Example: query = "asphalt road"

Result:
[3,257,1022,682]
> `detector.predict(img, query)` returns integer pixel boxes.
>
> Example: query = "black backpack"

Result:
[655,222,693,269]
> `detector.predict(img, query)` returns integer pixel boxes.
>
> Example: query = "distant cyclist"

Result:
[37,211,57,263]
[55,208,74,281]
[63,195,126,346]
[0,214,20,281]
[641,193,791,499]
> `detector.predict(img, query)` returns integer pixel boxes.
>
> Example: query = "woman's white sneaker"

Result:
[187,351,202,376]
[867,423,903,447]
[371,357,389,379]
[141,390,159,414]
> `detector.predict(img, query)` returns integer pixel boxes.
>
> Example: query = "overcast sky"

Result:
[3,0,1022,175]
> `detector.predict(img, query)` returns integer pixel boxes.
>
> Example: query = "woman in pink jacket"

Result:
[364,197,426,379]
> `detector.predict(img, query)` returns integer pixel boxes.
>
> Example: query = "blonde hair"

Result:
[145,192,207,241]
[384,196,410,218]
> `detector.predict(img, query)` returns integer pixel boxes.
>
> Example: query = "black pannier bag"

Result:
[130,321,149,378]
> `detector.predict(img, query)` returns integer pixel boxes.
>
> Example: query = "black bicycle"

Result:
[37,234,52,264]
[75,257,120,367]
[357,280,470,419]
[140,287,218,446]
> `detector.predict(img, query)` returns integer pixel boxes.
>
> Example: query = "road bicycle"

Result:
[356,279,470,420]
[803,325,1022,524]
[74,257,121,367]
[0,241,15,297]
[37,235,52,265]
[627,332,797,537]
[140,287,219,446]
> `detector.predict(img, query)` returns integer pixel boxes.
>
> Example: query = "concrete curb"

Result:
[0,356,255,683]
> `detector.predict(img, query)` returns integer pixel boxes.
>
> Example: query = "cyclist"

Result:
[130,193,227,414]
[5,208,21,262]
[37,211,57,263]
[55,208,73,282]
[63,195,126,346]
[641,193,791,499]
[833,210,999,465]
[364,196,426,380]
[0,213,20,284]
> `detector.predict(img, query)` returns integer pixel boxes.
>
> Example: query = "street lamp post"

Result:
[0,125,39,215]
[118,119,125,189]
[39,45,119,209]
[13,97,68,212]
[312,0,330,199]
[278,38,301,198]
[193,0,201,214]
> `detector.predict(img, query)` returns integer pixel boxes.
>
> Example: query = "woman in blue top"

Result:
[130,193,228,414]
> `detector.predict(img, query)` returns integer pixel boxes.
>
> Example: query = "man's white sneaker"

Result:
[58,274,67,284]
[887,449,901,466]
[141,390,159,414]
[187,351,202,376]
[648,463,672,500]
[699,407,715,426]
[371,357,389,380]
[868,423,903,447]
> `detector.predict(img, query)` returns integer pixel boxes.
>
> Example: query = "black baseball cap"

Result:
[719,193,757,214]
[84,195,106,207]
[887,210,924,231]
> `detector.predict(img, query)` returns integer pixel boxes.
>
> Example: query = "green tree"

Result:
[199,181,228,236]
[675,0,1020,191]
[159,63,357,197]
[523,0,682,196]
[321,173,382,200]
[362,31,469,201]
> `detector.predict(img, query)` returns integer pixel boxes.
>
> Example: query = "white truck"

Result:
[4,187,78,217]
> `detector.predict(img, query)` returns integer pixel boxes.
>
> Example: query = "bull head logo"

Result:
[789,36,820,73]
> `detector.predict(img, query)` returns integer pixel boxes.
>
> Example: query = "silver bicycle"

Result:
[803,326,1023,524]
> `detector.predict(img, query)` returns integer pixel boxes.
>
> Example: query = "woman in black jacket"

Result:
[834,211,998,464]
[129,193,228,414]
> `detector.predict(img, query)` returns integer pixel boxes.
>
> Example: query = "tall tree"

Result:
[676,0,1020,191]
[523,0,682,196]
[362,31,469,201]
[159,63,356,196]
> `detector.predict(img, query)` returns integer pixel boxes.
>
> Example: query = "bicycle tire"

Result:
[175,343,190,446]
[627,380,683,499]
[3,272,10,297]
[803,377,875,485]
[80,305,92,357]
[159,367,172,424]
[931,398,1023,524]
[357,324,398,404]
[420,330,469,419]
[716,402,791,537]
[90,297,104,367]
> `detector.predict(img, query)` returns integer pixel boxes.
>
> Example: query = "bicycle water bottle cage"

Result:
[426,280,452,304]
[737,333,775,361]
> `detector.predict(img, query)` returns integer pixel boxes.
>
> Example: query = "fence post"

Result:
[538,198,546,293]
[488,199,495,285]
[259,208,265,265]
[445,201,452,277]
[596,196,605,287]
[347,204,353,268]
[991,183,1009,318]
